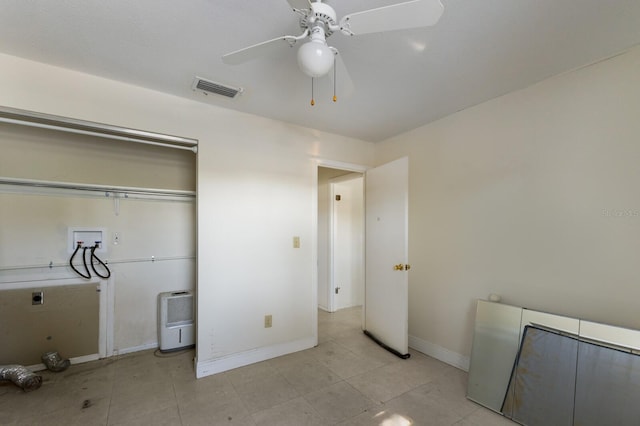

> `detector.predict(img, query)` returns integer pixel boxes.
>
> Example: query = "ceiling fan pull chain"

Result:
[333,54,337,102]
[311,77,315,106]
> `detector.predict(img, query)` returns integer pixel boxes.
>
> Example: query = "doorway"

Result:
[315,158,409,357]
[317,167,364,313]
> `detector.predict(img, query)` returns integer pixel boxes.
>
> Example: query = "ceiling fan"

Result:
[222,0,444,104]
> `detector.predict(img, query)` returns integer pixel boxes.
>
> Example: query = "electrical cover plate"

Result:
[68,227,107,254]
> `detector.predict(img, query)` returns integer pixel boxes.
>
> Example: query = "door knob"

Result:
[394,264,411,271]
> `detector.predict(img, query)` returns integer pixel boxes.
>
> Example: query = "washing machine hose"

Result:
[90,245,111,279]
[69,243,91,279]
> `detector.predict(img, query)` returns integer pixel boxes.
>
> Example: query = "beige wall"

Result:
[196,105,374,376]
[8,40,636,374]
[0,284,99,365]
[0,113,196,354]
[0,52,375,375]
[375,45,640,366]
[333,175,364,310]
[317,167,357,311]
[0,124,195,190]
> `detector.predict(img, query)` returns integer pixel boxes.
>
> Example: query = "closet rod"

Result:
[0,105,198,153]
[0,177,195,199]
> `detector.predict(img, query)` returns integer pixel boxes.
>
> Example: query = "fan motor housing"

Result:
[300,2,337,36]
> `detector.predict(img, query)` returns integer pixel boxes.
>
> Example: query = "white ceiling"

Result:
[1,0,639,142]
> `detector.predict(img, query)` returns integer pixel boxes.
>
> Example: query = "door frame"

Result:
[314,159,368,341]
[314,157,409,358]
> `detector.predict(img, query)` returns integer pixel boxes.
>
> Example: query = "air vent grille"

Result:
[192,77,243,99]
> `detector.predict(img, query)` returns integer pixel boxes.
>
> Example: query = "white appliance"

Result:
[158,291,195,352]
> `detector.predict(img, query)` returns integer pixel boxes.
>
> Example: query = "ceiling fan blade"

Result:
[286,0,312,11]
[222,36,299,65]
[340,0,444,36]
[329,49,355,99]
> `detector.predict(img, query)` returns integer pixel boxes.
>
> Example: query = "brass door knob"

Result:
[394,264,411,271]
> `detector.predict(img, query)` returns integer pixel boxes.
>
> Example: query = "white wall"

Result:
[0,192,195,353]
[333,175,364,310]
[0,53,375,375]
[317,167,356,312]
[375,46,640,369]
[0,107,196,355]
[196,113,374,377]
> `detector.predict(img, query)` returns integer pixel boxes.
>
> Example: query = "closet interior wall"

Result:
[0,121,196,360]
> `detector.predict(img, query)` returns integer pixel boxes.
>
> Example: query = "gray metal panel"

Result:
[467,301,640,424]
[467,300,523,411]
[574,341,640,426]
[502,326,577,426]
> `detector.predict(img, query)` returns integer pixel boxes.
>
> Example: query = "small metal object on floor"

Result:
[41,351,71,372]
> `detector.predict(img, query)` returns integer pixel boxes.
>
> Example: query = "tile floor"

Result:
[1,307,513,425]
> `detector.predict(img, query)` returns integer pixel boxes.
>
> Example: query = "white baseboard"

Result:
[196,337,316,379]
[26,343,162,372]
[113,342,158,356]
[409,335,470,372]
[28,353,100,372]
[27,343,163,372]
[71,353,101,364]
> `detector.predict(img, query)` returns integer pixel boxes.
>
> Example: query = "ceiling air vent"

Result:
[192,77,243,99]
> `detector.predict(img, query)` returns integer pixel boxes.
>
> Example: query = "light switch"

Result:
[293,236,300,248]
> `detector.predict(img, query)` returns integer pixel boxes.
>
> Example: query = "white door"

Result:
[364,156,409,358]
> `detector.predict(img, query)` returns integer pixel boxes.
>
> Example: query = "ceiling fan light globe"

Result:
[297,41,334,78]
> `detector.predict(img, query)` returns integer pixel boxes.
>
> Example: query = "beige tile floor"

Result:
[1,307,513,425]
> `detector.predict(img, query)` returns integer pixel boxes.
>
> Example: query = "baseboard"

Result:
[27,353,100,372]
[409,335,470,372]
[196,337,316,378]
[26,343,161,371]
[113,342,158,356]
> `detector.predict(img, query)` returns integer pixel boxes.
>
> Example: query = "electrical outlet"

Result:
[293,236,300,248]
[264,315,272,328]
